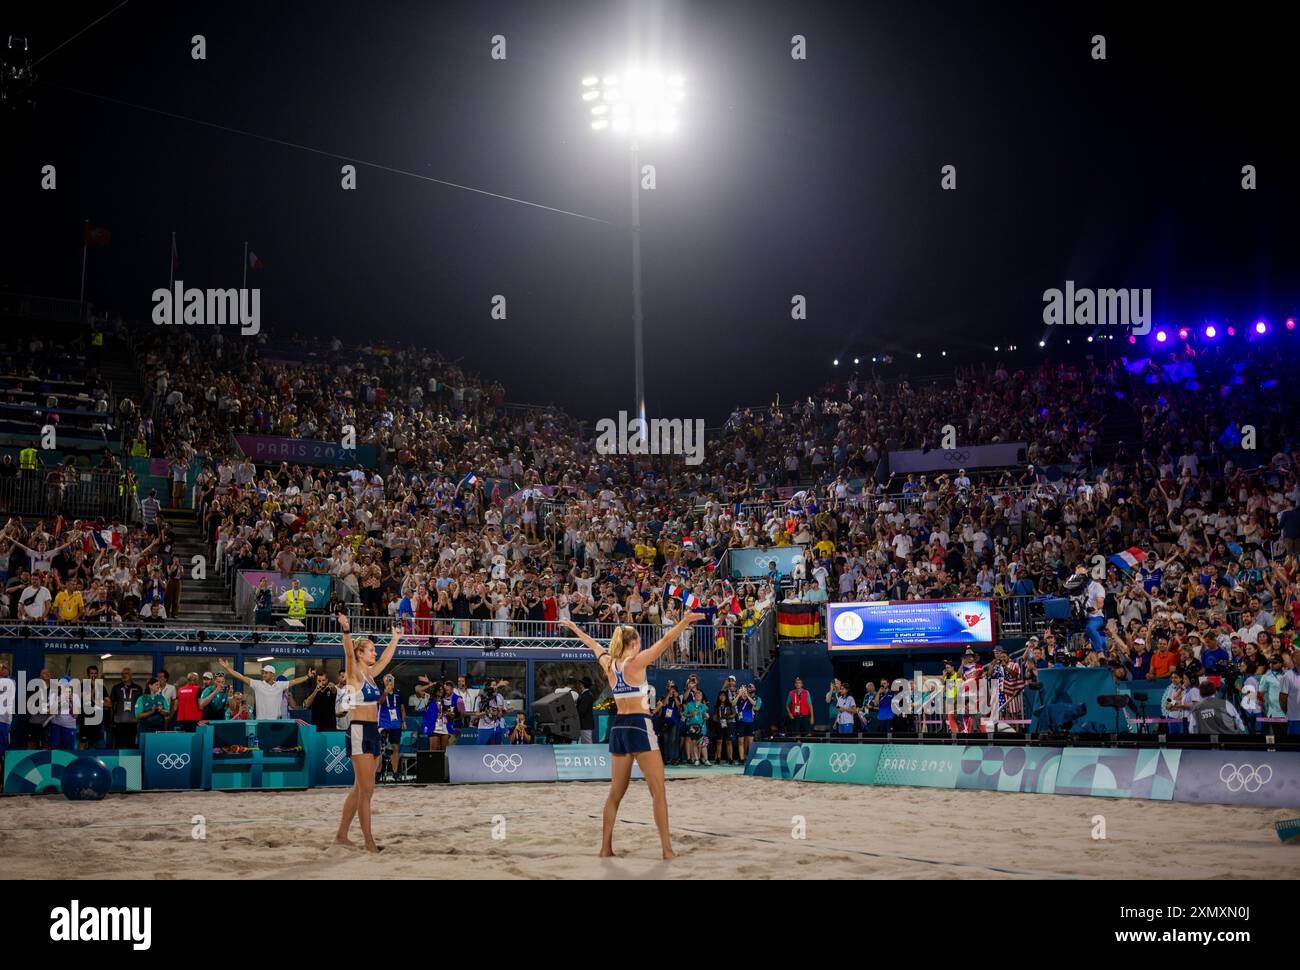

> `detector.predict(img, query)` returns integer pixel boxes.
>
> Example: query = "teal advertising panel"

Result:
[800,744,883,785]
[142,731,203,790]
[3,749,141,794]
[743,742,1285,806]
[872,743,963,789]
[553,744,644,782]
[1054,747,1180,801]
[728,546,807,579]
[313,730,355,786]
[743,741,813,780]
[953,745,1063,794]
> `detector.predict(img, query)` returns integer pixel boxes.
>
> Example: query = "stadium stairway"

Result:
[1097,395,1142,465]
[163,509,239,626]
[100,335,145,412]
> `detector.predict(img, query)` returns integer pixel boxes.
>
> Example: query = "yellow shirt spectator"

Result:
[814,538,835,558]
[54,589,84,621]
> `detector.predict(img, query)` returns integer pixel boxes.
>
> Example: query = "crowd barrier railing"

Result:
[0,467,132,520]
[328,611,762,668]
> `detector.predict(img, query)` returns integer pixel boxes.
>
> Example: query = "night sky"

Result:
[3,1,1297,423]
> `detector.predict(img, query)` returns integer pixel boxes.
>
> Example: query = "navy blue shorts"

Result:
[736,721,754,738]
[609,714,659,755]
[348,721,381,757]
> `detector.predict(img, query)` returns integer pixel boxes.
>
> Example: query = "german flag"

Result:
[777,602,821,638]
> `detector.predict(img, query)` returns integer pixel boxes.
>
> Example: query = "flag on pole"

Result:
[248,250,264,270]
[84,224,111,246]
[458,472,480,490]
[1107,547,1147,571]
[171,234,180,272]
[703,557,718,574]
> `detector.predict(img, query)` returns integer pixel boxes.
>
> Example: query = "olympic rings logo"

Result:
[1219,763,1272,793]
[828,752,857,773]
[156,753,191,770]
[482,753,524,774]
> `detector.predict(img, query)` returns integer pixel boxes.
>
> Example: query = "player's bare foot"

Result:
[333,837,357,848]
[599,846,615,857]
[662,848,678,860]
[365,842,384,853]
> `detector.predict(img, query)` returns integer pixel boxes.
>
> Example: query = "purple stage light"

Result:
[1155,330,1168,343]
[1128,335,1136,344]
[1177,327,1189,340]
[1288,318,1296,331]
[1227,326,1235,337]
[1204,325,1217,339]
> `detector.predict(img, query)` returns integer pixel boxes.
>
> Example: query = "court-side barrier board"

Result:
[743,741,1300,809]
[448,744,644,783]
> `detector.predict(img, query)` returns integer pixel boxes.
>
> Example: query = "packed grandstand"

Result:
[2,306,1299,737]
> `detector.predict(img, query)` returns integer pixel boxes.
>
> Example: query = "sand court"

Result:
[2,772,1295,880]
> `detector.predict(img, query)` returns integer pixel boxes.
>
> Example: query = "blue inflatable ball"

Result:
[62,757,112,801]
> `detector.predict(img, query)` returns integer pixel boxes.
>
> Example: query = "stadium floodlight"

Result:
[581,67,687,430]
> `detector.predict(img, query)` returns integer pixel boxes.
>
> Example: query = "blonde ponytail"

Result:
[608,625,637,660]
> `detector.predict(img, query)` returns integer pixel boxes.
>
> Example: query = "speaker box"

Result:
[415,750,448,783]
[533,691,580,740]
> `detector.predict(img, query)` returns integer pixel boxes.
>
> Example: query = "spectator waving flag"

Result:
[681,534,695,551]
[458,472,480,490]
[722,579,742,614]
[1108,547,1146,571]
[88,528,120,551]
[703,557,718,574]
[663,582,699,610]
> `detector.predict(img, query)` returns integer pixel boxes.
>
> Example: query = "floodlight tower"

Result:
[581,68,685,430]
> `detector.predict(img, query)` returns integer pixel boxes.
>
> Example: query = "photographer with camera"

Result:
[714,676,739,765]
[734,681,761,761]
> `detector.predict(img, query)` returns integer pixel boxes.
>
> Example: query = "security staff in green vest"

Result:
[279,579,315,622]
[19,446,39,471]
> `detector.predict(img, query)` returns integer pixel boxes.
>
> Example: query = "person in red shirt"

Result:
[786,677,812,735]
[174,672,204,732]
[1149,637,1180,679]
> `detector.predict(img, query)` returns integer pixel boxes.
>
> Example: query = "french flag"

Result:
[459,472,480,489]
[89,529,119,551]
[681,535,695,551]
[663,583,699,610]
[1108,547,1147,571]
[703,557,718,574]
[722,579,742,614]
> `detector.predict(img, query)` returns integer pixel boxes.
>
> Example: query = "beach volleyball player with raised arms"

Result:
[334,613,403,852]
[561,611,703,860]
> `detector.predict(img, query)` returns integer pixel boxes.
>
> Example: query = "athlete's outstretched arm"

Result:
[339,613,356,680]
[558,618,607,658]
[369,624,404,678]
[634,612,705,670]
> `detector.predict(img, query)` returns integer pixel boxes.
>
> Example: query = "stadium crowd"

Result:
[5,319,1300,739]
